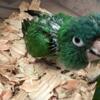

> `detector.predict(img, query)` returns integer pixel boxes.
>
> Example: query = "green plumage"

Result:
[22,19,50,57]
[22,11,100,69]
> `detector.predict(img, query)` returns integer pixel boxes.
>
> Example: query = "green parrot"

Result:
[92,76,100,100]
[22,10,100,70]
[22,10,100,100]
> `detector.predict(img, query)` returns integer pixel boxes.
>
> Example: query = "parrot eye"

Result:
[72,36,84,47]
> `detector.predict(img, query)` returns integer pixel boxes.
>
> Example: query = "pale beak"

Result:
[87,40,100,62]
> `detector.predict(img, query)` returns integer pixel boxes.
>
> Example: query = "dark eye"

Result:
[72,36,84,47]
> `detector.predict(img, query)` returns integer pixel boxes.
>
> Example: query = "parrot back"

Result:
[22,12,73,57]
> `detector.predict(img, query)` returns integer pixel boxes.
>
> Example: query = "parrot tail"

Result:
[25,10,41,17]
[22,19,30,37]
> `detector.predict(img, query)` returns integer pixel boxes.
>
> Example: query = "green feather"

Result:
[22,19,50,57]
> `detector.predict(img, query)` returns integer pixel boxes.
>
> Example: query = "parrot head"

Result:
[58,14,100,70]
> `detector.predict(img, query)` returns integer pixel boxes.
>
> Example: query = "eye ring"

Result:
[72,36,84,47]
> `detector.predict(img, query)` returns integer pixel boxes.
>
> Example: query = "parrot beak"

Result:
[87,40,100,62]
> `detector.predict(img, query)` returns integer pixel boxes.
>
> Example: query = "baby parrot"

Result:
[22,10,100,70]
